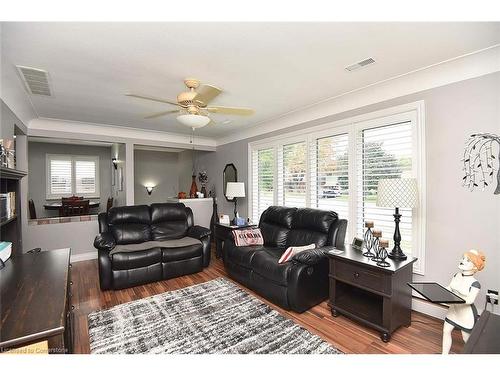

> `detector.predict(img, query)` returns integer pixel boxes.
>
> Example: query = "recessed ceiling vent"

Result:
[345,57,376,72]
[16,65,52,96]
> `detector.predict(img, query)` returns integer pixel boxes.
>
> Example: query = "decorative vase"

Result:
[189,175,198,198]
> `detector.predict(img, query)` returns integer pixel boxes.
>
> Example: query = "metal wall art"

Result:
[462,133,500,195]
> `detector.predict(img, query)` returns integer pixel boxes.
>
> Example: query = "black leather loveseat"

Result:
[94,203,211,290]
[222,206,347,313]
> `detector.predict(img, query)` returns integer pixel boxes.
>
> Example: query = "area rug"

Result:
[88,277,342,354]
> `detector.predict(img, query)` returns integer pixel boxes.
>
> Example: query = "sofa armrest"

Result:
[187,225,211,239]
[94,231,116,252]
[292,248,327,266]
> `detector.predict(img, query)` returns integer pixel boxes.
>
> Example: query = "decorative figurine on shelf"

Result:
[376,239,390,268]
[189,175,198,198]
[198,170,208,197]
[442,249,486,354]
[363,221,375,258]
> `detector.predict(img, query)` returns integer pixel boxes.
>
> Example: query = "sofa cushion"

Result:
[111,248,161,270]
[291,208,337,233]
[161,244,202,262]
[259,222,290,247]
[286,230,328,248]
[259,207,296,247]
[251,247,293,286]
[150,203,188,240]
[109,237,202,255]
[225,245,262,268]
[108,205,151,245]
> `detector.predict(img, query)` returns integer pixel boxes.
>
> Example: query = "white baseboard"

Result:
[71,251,97,263]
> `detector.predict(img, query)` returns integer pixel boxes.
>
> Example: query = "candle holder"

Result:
[376,239,390,268]
[370,229,382,261]
[362,221,375,258]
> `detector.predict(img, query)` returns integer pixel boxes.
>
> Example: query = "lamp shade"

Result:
[376,178,418,208]
[176,114,211,129]
[226,182,245,198]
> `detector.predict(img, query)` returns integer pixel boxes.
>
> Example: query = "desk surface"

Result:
[326,245,417,274]
[0,248,70,349]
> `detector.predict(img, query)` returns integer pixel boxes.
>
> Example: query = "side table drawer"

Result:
[333,259,391,295]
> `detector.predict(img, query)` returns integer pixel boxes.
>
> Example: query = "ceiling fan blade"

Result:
[194,84,222,106]
[143,109,180,119]
[207,106,254,116]
[126,93,179,106]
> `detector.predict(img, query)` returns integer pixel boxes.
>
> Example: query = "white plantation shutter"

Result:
[47,155,100,199]
[310,133,349,221]
[279,141,307,207]
[75,159,97,195]
[49,158,72,196]
[252,147,275,221]
[356,121,414,254]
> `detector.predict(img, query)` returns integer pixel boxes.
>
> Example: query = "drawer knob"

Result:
[354,272,360,278]
[70,281,73,285]
[71,305,75,310]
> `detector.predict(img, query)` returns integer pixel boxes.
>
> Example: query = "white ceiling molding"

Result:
[28,118,217,151]
[216,45,500,146]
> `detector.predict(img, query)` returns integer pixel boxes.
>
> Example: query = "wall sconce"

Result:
[145,186,154,195]
[112,158,118,170]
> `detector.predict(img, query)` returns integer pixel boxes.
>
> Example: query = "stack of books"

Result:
[0,191,16,221]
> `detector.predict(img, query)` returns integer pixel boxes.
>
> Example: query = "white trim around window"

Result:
[248,101,426,275]
[46,154,100,200]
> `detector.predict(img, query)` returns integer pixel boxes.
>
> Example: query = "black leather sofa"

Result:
[222,206,347,313]
[94,203,211,290]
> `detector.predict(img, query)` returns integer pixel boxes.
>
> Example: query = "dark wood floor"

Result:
[71,251,464,354]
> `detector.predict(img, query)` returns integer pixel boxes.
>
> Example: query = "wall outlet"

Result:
[486,289,499,305]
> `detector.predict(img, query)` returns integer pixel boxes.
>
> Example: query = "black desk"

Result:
[463,311,500,354]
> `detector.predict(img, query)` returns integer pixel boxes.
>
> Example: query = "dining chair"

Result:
[60,199,90,216]
[106,197,114,212]
[28,199,37,219]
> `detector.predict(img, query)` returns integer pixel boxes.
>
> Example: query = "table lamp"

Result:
[226,182,245,225]
[376,178,418,261]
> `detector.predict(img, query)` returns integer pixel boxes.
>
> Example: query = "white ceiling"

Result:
[2,22,500,138]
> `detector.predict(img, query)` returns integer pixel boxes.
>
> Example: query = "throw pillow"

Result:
[232,228,264,246]
[278,244,316,264]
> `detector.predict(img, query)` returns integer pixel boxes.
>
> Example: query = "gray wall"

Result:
[134,149,179,205]
[178,150,196,194]
[28,141,112,217]
[200,72,500,313]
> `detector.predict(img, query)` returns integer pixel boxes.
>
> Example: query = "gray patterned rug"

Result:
[88,277,342,354]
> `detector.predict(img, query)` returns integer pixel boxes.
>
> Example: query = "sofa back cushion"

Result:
[286,208,338,248]
[108,205,151,245]
[150,203,188,240]
[259,206,297,247]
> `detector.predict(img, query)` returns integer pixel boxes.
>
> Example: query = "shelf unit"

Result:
[1,166,27,256]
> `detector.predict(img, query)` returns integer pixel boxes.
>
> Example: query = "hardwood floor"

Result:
[71,251,464,354]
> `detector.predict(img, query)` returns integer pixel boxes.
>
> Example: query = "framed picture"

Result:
[118,167,123,191]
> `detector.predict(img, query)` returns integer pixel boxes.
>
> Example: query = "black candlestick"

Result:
[388,207,407,261]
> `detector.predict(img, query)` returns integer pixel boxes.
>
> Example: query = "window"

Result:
[46,155,100,199]
[357,122,414,256]
[248,102,425,274]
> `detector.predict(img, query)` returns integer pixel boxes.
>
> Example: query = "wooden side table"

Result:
[214,223,257,258]
[327,245,417,342]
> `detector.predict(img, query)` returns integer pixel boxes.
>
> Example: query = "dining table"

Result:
[43,200,101,211]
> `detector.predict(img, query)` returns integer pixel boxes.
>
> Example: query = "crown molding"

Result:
[28,117,217,151]
[216,44,500,146]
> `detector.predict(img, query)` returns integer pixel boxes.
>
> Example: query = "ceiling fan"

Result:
[126,78,254,129]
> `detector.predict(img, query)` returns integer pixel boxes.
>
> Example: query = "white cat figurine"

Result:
[442,249,486,354]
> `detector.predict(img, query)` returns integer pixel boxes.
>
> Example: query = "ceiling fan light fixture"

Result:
[176,114,211,129]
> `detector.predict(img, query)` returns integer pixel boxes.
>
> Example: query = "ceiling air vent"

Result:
[345,57,376,72]
[16,65,52,96]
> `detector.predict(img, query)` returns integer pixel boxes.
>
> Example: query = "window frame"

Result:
[248,101,426,275]
[46,154,100,200]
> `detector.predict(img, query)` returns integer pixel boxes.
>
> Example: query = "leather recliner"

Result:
[222,206,347,313]
[94,203,211,290]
